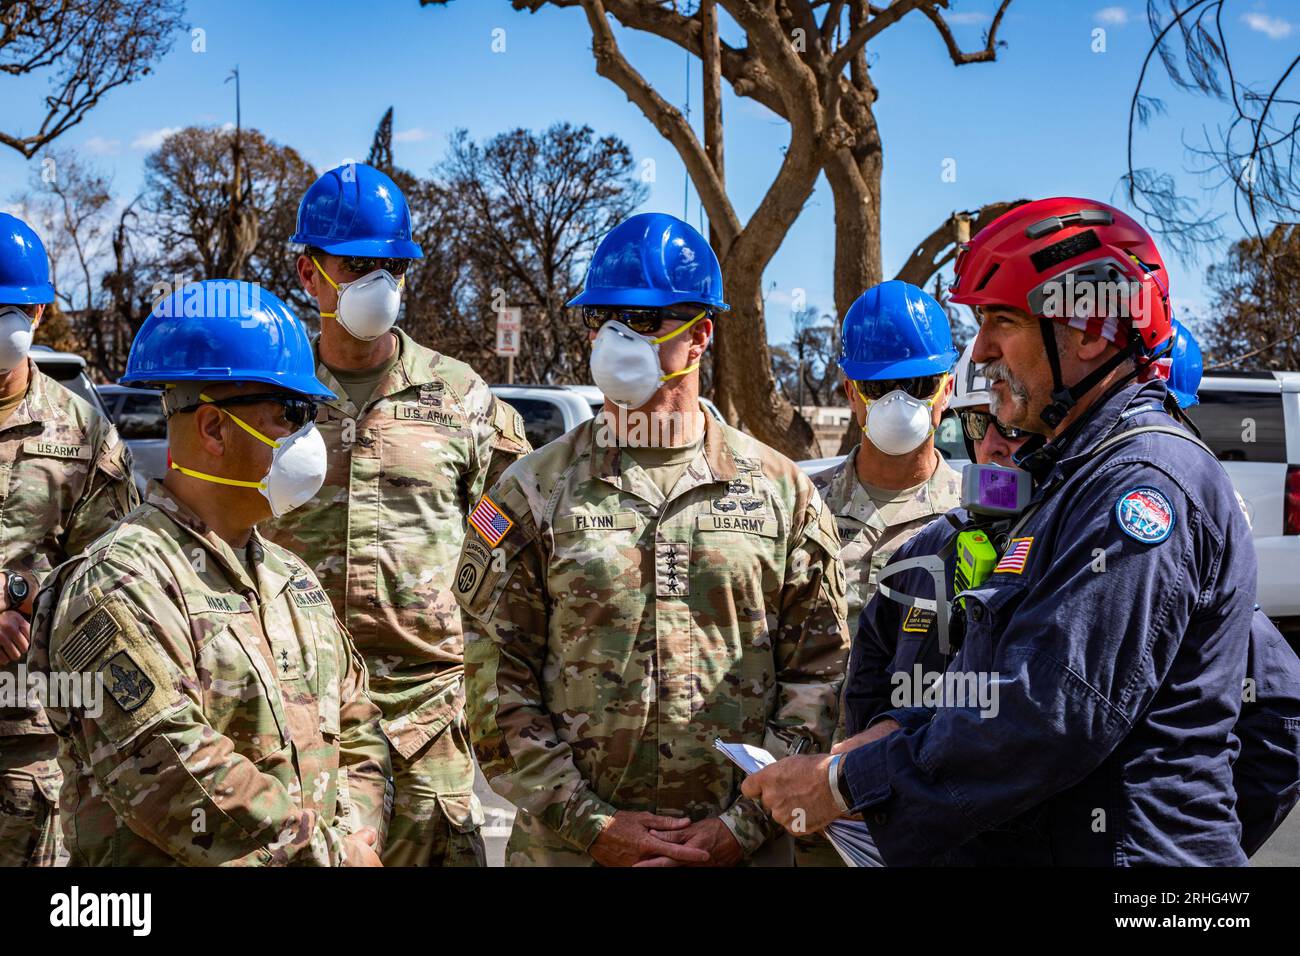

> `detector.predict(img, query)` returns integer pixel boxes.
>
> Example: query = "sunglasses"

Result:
[853,375,945,402]
[581,306,706,336]
[172,393,319,430]
[339,255,413,277]
[958,409,1027,442]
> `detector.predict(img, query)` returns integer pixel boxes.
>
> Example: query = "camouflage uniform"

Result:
[0,363,136,867]
[28,481,391,866]
[455,412,849,866]
[812,446,961,638]
[798,444,960,866]
[263,328,530,867]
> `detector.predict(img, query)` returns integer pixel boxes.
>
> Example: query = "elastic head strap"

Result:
[652,310,707,345]
[654,310,707,384]
[662,363,700,383]
[312,255,405,322]
[167,450,266,490]
[197,393,281,449]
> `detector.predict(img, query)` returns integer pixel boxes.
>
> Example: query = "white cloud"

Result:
[946,12,990,25]
[131,126,183,150]
[220,121,235,132]
[1096,6,1129,26]
[1242,12,1293,39]
[83,136,121,155]
[393,128,432,144]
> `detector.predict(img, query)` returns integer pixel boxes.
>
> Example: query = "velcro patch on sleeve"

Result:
[468,495,514,546]
[491,398,528,447]
[902,607,937,634]
[98,651,156,713]
[54,596,182,745]
[56,608,118,672]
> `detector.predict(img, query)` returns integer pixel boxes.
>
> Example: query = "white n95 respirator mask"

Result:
[168,394,328,518]
[0,306,35,375]
[313,256,403,342]
[589,311,706,409]
[855,374,949,457]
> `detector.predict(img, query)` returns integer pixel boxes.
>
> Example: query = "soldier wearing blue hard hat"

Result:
[0,212,138,868]
[451,212,848,868]
[267,163,532,869]
[799,278,962,866]
[30,280,394,866]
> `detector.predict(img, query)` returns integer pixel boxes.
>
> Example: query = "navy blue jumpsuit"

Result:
[839,380,1267,865]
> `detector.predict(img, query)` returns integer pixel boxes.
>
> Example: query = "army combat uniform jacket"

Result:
[263,329,529,858]
[811,446,960,633]
[29,482,391,866]
[0,363,136,866]
[455,411,849,865]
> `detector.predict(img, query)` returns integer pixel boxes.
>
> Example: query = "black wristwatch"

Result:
[4,572,30,613]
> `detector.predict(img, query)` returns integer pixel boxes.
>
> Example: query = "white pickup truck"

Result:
[798,371,1300,630]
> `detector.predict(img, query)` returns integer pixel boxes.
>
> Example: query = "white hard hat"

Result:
[949,340,990,411]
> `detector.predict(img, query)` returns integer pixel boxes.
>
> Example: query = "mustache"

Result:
[982,360,1030,402]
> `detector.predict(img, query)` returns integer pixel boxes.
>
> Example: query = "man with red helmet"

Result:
[743,198,1262,865]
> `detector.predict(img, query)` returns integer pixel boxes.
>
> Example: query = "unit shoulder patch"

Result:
[1115,487,1175,544]
[99,650,155,713]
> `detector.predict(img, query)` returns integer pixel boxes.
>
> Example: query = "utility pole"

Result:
[700,0,735,423]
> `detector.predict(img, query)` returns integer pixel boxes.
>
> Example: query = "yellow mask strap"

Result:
[311,255,404,320]
[198,393,282,449]
[652,310,706,384]
[853,372,951,410]
[651,310,707,345]
[662,362,700,383]
[312,256,341,319]
[169,459,267,490]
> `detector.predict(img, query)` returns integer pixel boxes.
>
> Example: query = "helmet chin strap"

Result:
[1036,316,1143,429]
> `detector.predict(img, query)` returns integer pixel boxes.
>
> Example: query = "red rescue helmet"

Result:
[951,197,1172,352]
[951,198,1174,428]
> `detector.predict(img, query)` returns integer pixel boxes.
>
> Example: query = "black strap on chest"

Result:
[1005,423,1214,542]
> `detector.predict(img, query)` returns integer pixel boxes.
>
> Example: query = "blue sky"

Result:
[3,0,1296,344]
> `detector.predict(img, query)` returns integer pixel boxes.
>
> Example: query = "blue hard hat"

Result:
[567,212,729,310]
[291,163,424,258]
[121,280,335,400]
[0,213,55,305]
[1167,317,1203,409]
[838,280,959,380]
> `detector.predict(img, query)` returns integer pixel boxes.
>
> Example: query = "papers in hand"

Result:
[714,738,879,868]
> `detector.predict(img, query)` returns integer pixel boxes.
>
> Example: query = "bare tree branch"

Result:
[894,199,1028,287]
[578,0,742,244]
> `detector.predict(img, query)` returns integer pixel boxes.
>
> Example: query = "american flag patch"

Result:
[994,536,1033,575]
[468,495,513,546]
